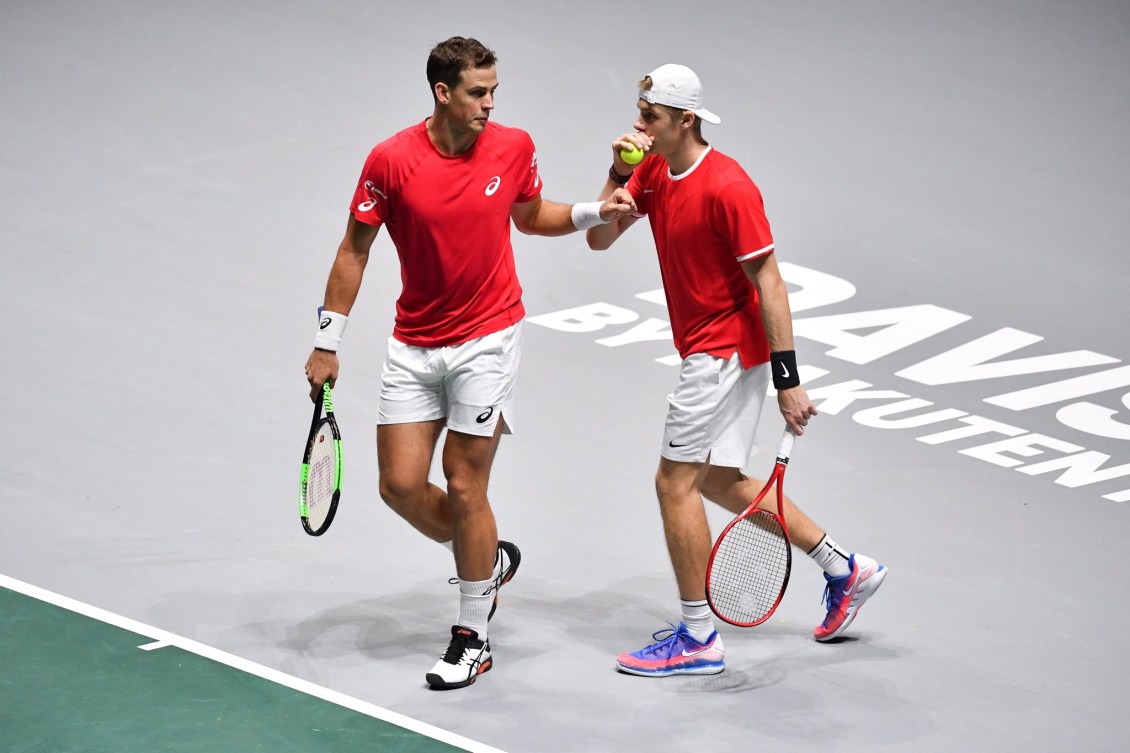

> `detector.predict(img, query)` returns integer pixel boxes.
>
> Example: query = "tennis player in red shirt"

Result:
[587,64,887,676]
[304,37,635,690]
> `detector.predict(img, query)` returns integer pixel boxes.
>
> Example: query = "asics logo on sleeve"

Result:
[357,180,387,212]
[485,176,502,196]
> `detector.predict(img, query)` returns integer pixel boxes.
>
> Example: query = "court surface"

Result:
[2,2,1128,751]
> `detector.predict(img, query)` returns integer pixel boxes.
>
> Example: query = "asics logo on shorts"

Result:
[485,176,502,196]
[476,407,495,423]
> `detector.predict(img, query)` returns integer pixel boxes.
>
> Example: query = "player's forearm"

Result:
[749,261,795,352]
[760,286,796,353]
[586,178,618,249]
[514,198,578,236]
[587,218,632,250]
[322,243,369,315]
[586,176,632,250]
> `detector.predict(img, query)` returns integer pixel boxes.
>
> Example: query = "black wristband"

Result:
[608,165,631,185]
[770,350,801,390]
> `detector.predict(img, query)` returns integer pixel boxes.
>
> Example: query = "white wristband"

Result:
[571,201,607,231]
[314,310,348,351]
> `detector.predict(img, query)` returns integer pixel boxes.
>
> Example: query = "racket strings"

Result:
[304,431,337,527]
[709,512,790,624]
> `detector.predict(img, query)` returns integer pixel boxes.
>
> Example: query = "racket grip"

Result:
[776,428,796,462]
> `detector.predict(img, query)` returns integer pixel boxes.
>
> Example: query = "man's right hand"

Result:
[612,131,653,173]
[600,187,637,221]
[305,349,339,401]
[777,385,817,436]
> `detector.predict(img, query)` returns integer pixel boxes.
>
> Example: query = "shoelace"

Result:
[442,636,467,663]
[821,574,852,610]
[442,633,484,664]
[821,582,835,610]
[643,623,691,658]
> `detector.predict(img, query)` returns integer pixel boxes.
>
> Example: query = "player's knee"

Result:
[444,472,488,511]
[654,468,691,505]
[378,475,418,512]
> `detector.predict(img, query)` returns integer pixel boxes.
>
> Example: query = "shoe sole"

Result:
[815,565,888,642]
[426,657,493,690]
[616,662,725,677]
[487,541,521,621]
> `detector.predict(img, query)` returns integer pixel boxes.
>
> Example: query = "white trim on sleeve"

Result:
[736,243,775,262]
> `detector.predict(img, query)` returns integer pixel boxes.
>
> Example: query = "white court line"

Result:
[0,573,508,753]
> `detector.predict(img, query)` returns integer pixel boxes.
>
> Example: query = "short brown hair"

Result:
[427,37,497,98]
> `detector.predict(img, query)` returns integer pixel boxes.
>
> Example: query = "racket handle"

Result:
[776,428,796,463]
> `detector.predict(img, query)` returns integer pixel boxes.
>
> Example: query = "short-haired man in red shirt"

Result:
[587,64,887,676]
[304,37,635,690]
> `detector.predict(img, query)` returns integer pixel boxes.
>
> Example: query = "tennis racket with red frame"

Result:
[706,428,797,627]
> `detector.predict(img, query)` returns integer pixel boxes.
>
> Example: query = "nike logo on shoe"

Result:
[682,646,714,657]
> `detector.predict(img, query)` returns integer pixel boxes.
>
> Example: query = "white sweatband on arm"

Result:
[571,201,608,231]
[314,310,348,351]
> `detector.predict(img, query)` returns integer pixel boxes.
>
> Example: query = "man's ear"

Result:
[435,82,449,105]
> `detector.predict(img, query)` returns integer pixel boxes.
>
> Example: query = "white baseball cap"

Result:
[638,63,721,125]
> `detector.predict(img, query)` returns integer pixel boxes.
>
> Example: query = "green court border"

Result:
[0,573,507,753]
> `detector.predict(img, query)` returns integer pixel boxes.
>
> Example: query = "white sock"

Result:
[681,599,717,644]
[808,534,851,578]
[457,576,494,637]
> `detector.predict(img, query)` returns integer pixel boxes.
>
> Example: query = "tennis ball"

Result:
[620,144,645,165]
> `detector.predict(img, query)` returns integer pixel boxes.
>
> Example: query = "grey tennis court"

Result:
[2,2,1128,751]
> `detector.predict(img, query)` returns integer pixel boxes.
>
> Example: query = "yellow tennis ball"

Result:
[620,144,645,165]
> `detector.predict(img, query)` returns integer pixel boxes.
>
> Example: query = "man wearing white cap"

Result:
[587,64,887,676]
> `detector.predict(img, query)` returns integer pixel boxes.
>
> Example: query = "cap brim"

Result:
[695,108,721,125]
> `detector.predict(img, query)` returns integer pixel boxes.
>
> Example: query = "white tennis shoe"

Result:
[426,625,493,689]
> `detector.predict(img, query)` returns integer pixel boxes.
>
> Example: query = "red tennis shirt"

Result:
[350,120,542,347]
[627,147,775,368]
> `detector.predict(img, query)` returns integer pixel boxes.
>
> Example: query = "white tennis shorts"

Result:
[377,321,523,437]
[661,352,771,468]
